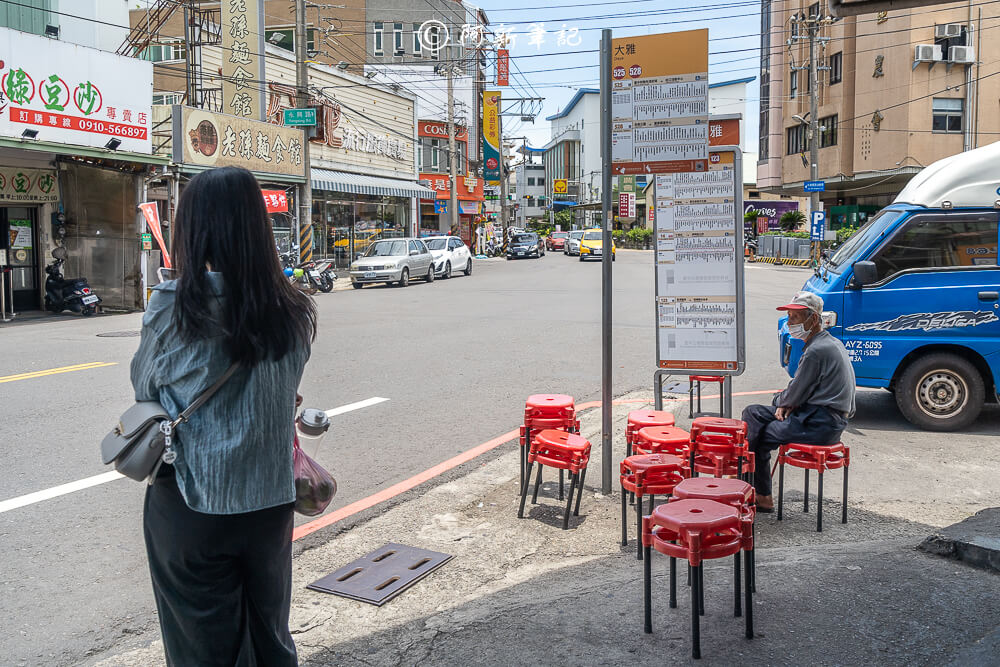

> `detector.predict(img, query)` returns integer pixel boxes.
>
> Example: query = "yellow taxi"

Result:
[578,228,616,262]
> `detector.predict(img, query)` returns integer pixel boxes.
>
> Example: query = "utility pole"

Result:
[500,128,509,236]
[295,0,313,264]
[447,65,459,235]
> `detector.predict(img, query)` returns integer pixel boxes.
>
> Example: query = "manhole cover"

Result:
[307,543,452,606]
[96,330,141,338]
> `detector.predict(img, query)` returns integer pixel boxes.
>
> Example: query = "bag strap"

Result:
[173,362,240,427]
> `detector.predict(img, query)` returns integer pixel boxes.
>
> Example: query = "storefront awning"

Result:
[311,168,435,198]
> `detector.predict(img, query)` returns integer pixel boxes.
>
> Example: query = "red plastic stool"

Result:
[642,499,754,659]
[777,442,850,532]
[690,432,755,482]
[518,429,591,529]
[521,394,578,502]
[690,416,748,443]
[688,375,726,418]
[620,454,688,559]
[626,410,676,456]
[634,426,691,457]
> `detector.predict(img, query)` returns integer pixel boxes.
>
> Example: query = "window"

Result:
[527,177,536,186]
[809,2,821,19]
[749,191,760,199]
[932,98,964,132]
[431,139,440,170]
[872,216,998,281]
[787,124,808,154]
[393,23,403,56]
[449,238,462,250]
[141,39,186,62]
[408,240,422,255]
[538,178,545,186]
[820,114,838,148]
[829,52,842,84]
[789,70,798,99]
[264,28,317,53]
[152,92,183,105]
[374,21,383,56]
[413,23,421,56]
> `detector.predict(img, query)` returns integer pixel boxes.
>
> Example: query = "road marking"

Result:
[0,361,117,384]
[292,389,780,541]
[0,396,389,515]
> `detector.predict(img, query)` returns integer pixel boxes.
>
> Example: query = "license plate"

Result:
[82,295,99,305]
[309,270,321,279]
[364,272,377,279]
[517,251,525,255]
[593,249,602,254]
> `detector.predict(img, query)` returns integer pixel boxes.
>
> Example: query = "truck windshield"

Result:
[827,209,905,272]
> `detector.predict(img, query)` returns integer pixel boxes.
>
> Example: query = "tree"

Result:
[780,209,807,232]
[554,209,574,229]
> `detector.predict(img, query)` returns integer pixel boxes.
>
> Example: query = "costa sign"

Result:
[418,121,468,142]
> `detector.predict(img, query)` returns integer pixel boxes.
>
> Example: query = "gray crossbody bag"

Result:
[101,364,240,483]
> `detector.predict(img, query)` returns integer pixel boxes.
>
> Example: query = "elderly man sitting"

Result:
[742,292,855,512]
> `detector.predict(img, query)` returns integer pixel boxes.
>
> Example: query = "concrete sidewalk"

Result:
[94,393,1000,666]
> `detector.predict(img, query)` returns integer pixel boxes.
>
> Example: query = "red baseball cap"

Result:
[776,291,823,315]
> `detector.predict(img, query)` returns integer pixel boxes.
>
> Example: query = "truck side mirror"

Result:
[851,260,878,287]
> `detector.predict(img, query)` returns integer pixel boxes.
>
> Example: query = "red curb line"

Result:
[292,389,780,541]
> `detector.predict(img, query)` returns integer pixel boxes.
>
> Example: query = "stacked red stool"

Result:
[634,426,691,457]
[620,454,688,559]
[642,499,754,659]
[688,375,726,418]
[689,417,754,483]
[518,429,591,530]
[777,441,850,531]
[625,410,676,457]
[520,395,579,501]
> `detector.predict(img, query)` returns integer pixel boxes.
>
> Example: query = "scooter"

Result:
[44,247,102,316]
[279,246,336,293]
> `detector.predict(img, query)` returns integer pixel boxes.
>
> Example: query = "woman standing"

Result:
[131,167,316,666]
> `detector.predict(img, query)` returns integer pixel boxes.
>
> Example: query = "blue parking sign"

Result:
[810,211,826,241]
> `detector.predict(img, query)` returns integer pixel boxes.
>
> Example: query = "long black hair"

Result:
[172,167,316,365]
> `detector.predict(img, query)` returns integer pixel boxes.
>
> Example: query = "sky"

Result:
[473,0,763,153]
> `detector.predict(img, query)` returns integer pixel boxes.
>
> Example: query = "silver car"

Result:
[565,230,585,256]
[350,238,436,288]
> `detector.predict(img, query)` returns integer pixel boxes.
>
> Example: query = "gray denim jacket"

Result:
[130,273,310,514]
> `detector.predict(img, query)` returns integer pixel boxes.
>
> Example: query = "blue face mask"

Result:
[788,313,816,340]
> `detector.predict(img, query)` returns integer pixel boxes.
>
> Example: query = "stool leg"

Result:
[803,469,809,513]
[719,383,724,418]
[698,564,705,616]
[517,462,533,518]
[559,469,565,501]
[817,470,824,532]
[744,549,754,639]
[691,564,702,660]
[842,465,849,524]
[621,483,628,547]
[697,382,703,416]
[689,384,694,419]
[562,472,578,530]
[531,465,543,504]
[751,522,757,593]
[777,459,785,521]
[520,426,530,499]
[669,556,677,609]
[636,494,644,560]
[648,494,655,515]
[643,544,653,634]
[734,553,742,617]
[574,468,587,516]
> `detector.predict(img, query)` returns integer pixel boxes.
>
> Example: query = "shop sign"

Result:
[0,27,152,153]
[262,189,288,212]
[482,90,501,182]
[341,125,406,161]
[618,175,636,193]
[618,191,635,218]
[745,200,799,232]
[709,118,740,147]
[222,0,263,120]
[173,106,306,177]
[434,200,447,214]
[553,178,568,194]
[139,232,153,251]
[418,120,468,142]
[0,167,59,203]
[497,49,509,87]
[419,173,484,201]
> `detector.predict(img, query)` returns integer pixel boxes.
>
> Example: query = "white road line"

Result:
[0,396,390,515]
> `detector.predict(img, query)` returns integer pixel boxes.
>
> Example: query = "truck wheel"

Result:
[895,353,984,431]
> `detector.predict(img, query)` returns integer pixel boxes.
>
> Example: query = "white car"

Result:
[424,235,473,278]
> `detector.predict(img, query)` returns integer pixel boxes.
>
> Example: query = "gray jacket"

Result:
[130,273,309,514]
[777,330,856,418]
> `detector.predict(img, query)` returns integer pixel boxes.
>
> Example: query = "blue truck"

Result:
[780,142,1000,431]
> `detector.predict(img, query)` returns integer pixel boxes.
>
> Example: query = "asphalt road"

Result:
[1,251,996,666]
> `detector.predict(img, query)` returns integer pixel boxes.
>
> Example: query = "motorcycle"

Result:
[279,246,336,293]
[44,247,102,316]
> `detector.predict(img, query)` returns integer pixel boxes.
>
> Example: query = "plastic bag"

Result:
[293,436,337,516]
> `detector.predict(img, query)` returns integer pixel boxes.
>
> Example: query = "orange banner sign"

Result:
[138,202,170,268]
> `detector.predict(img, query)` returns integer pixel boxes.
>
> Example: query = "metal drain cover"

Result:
[307,543,452,606]
[96,330,141,337]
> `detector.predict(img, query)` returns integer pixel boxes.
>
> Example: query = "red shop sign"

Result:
[262,189,288,213]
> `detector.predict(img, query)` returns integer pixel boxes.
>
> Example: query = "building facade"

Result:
[515,160,546,226]
[758,0,998,226]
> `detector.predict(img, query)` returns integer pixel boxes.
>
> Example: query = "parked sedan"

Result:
[350,238,436,288]
[424,235,473,278]
[507,232,545,259]
[565,230,585,256]
[545,231,569,251]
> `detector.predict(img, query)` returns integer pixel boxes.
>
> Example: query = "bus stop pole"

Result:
[600,29,613,494]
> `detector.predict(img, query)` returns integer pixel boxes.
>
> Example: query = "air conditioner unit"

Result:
[934,23,963,39]
[914,44,942,63]
[949,46,976,64]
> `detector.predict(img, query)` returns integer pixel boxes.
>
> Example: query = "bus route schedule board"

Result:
[655,148,746,374]
[611,29,709,175]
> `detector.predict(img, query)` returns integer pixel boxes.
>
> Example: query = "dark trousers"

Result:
[741,403,848,496]
[143,472,297,667]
